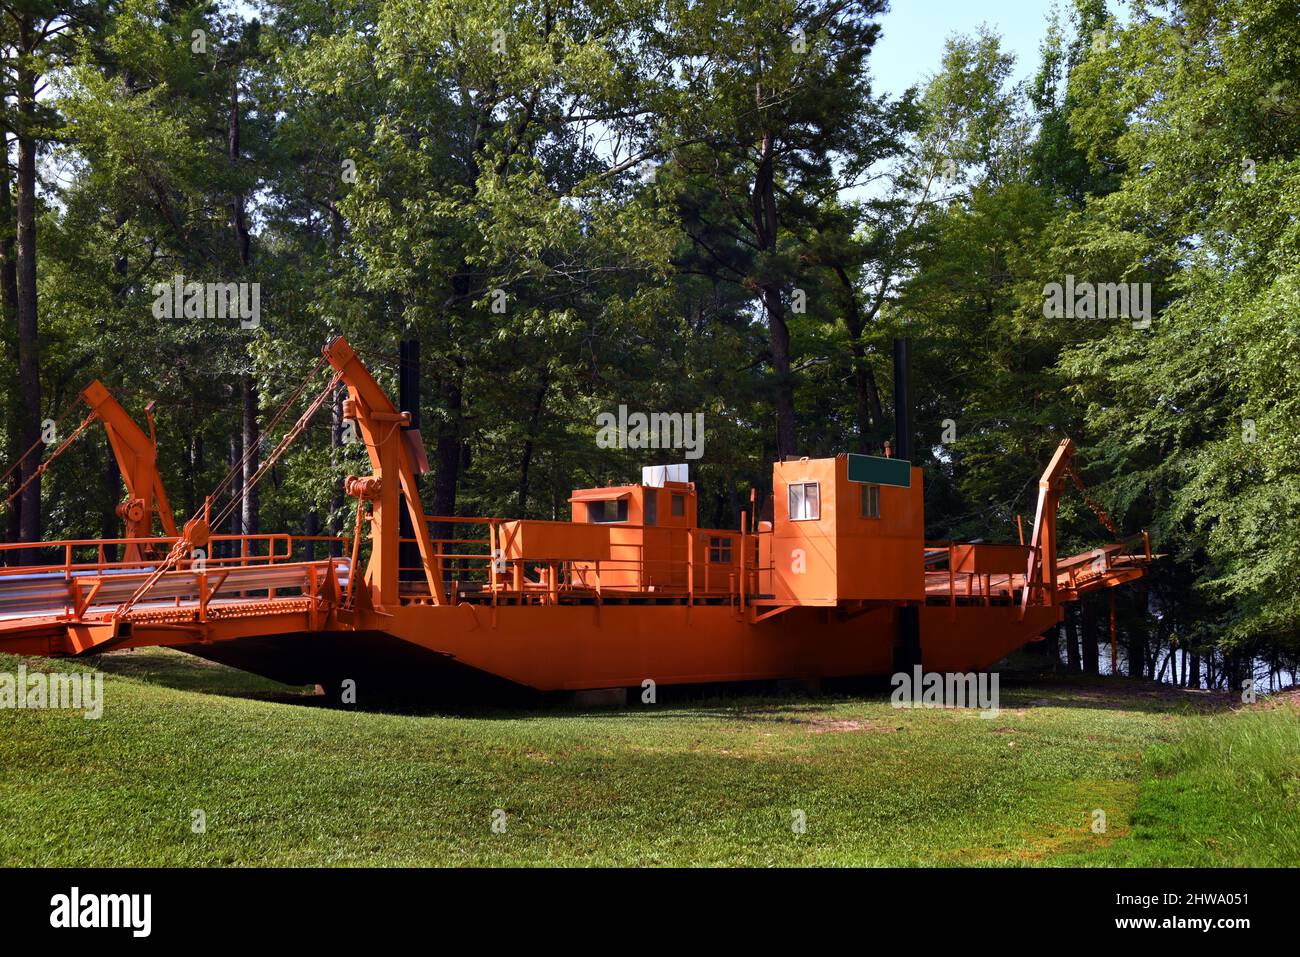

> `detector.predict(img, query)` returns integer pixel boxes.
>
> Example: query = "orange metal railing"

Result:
[921,532,1152,612]
[0,533,353,623]
[372,517,764,607]
[923,540,1042,610]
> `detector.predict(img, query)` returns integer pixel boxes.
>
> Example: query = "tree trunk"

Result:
[430,375,463,544]
[228,433,243,558]
[228,76,251,267]
[1080,597,1100,675]
[1041,621,1061,672]
[330,387,345,556]
[1188,651,1200,689]
[101,446,120,563]
[15,47,42,554]
[753,132,797,458]
[1125,583,1147,678]
[516,376,549,515]
[398,336,420,582]
[833,266,886,450]
[327,175,347,557]
[3,429,17,550]
[1155,649,1170,683]
[241,375,259,536]
[1064,603,1081,673]
[1,130,20,550]
[187,432,203,518]
[229,73,258,540]
[763,283,798,459]
[304,509,317,562]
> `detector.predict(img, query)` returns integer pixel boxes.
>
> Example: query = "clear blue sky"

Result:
[871,0,1068,97]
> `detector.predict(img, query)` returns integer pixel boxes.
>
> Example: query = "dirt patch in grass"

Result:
[808,719,903,734]
[1262,687,1300,709]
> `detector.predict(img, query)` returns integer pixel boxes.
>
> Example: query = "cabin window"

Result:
[586,499,628,524]
[788,481,820,521]
[671,493,685,517]
[860,484,881,519]
[644,490,658,526]
[708,536,733,564]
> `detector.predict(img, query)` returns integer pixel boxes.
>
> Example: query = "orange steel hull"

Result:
[148,601,1061,692]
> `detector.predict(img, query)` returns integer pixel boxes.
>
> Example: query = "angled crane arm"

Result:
[79,380,178,540]
[321,337,444,608]
[1021,438,1074,614]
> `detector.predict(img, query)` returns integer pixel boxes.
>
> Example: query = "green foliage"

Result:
[1,0,1295,666]
[1055,698,1300,866]
[1055,0,1300,648]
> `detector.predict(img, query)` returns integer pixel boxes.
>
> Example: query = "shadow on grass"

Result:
[80,652,858,721]
[993,674,1239,715]
[85,648,322,705]
[65,648,1246,722]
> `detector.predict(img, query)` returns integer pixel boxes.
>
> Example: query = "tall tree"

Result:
[653,0,894,458]
[0,1,107,550]
[1058,0,1300,655]
[273,0,674,528]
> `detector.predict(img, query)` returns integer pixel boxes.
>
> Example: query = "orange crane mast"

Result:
[79,381,178,558]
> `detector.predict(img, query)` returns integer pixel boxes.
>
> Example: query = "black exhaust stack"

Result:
[892,338,912,462]
[892,336,922,678]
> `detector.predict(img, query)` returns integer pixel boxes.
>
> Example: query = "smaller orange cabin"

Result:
[567,479,744,593]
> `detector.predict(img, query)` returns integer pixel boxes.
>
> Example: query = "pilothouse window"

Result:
[586,499,629,524]
[788,482,820,521]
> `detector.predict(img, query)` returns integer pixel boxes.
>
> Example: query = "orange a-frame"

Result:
[0,338,1154,696]
[79,380,178,558]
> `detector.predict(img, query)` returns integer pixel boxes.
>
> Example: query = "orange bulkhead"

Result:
[768,455,925,606]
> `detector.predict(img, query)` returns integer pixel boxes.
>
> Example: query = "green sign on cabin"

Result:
[847,453,912,488]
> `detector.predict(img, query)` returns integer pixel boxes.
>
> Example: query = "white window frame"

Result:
[788,481,820,521]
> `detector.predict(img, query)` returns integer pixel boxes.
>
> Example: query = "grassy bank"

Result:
[0,649,1294,866]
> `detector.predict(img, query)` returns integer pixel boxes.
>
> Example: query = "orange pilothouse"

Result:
[764,455,926,607]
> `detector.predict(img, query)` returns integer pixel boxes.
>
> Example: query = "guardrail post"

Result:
[948,543,956,621]
[687,528,694,612]
[739,516,747,616]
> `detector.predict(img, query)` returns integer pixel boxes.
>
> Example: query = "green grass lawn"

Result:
[0,649,1295,866]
